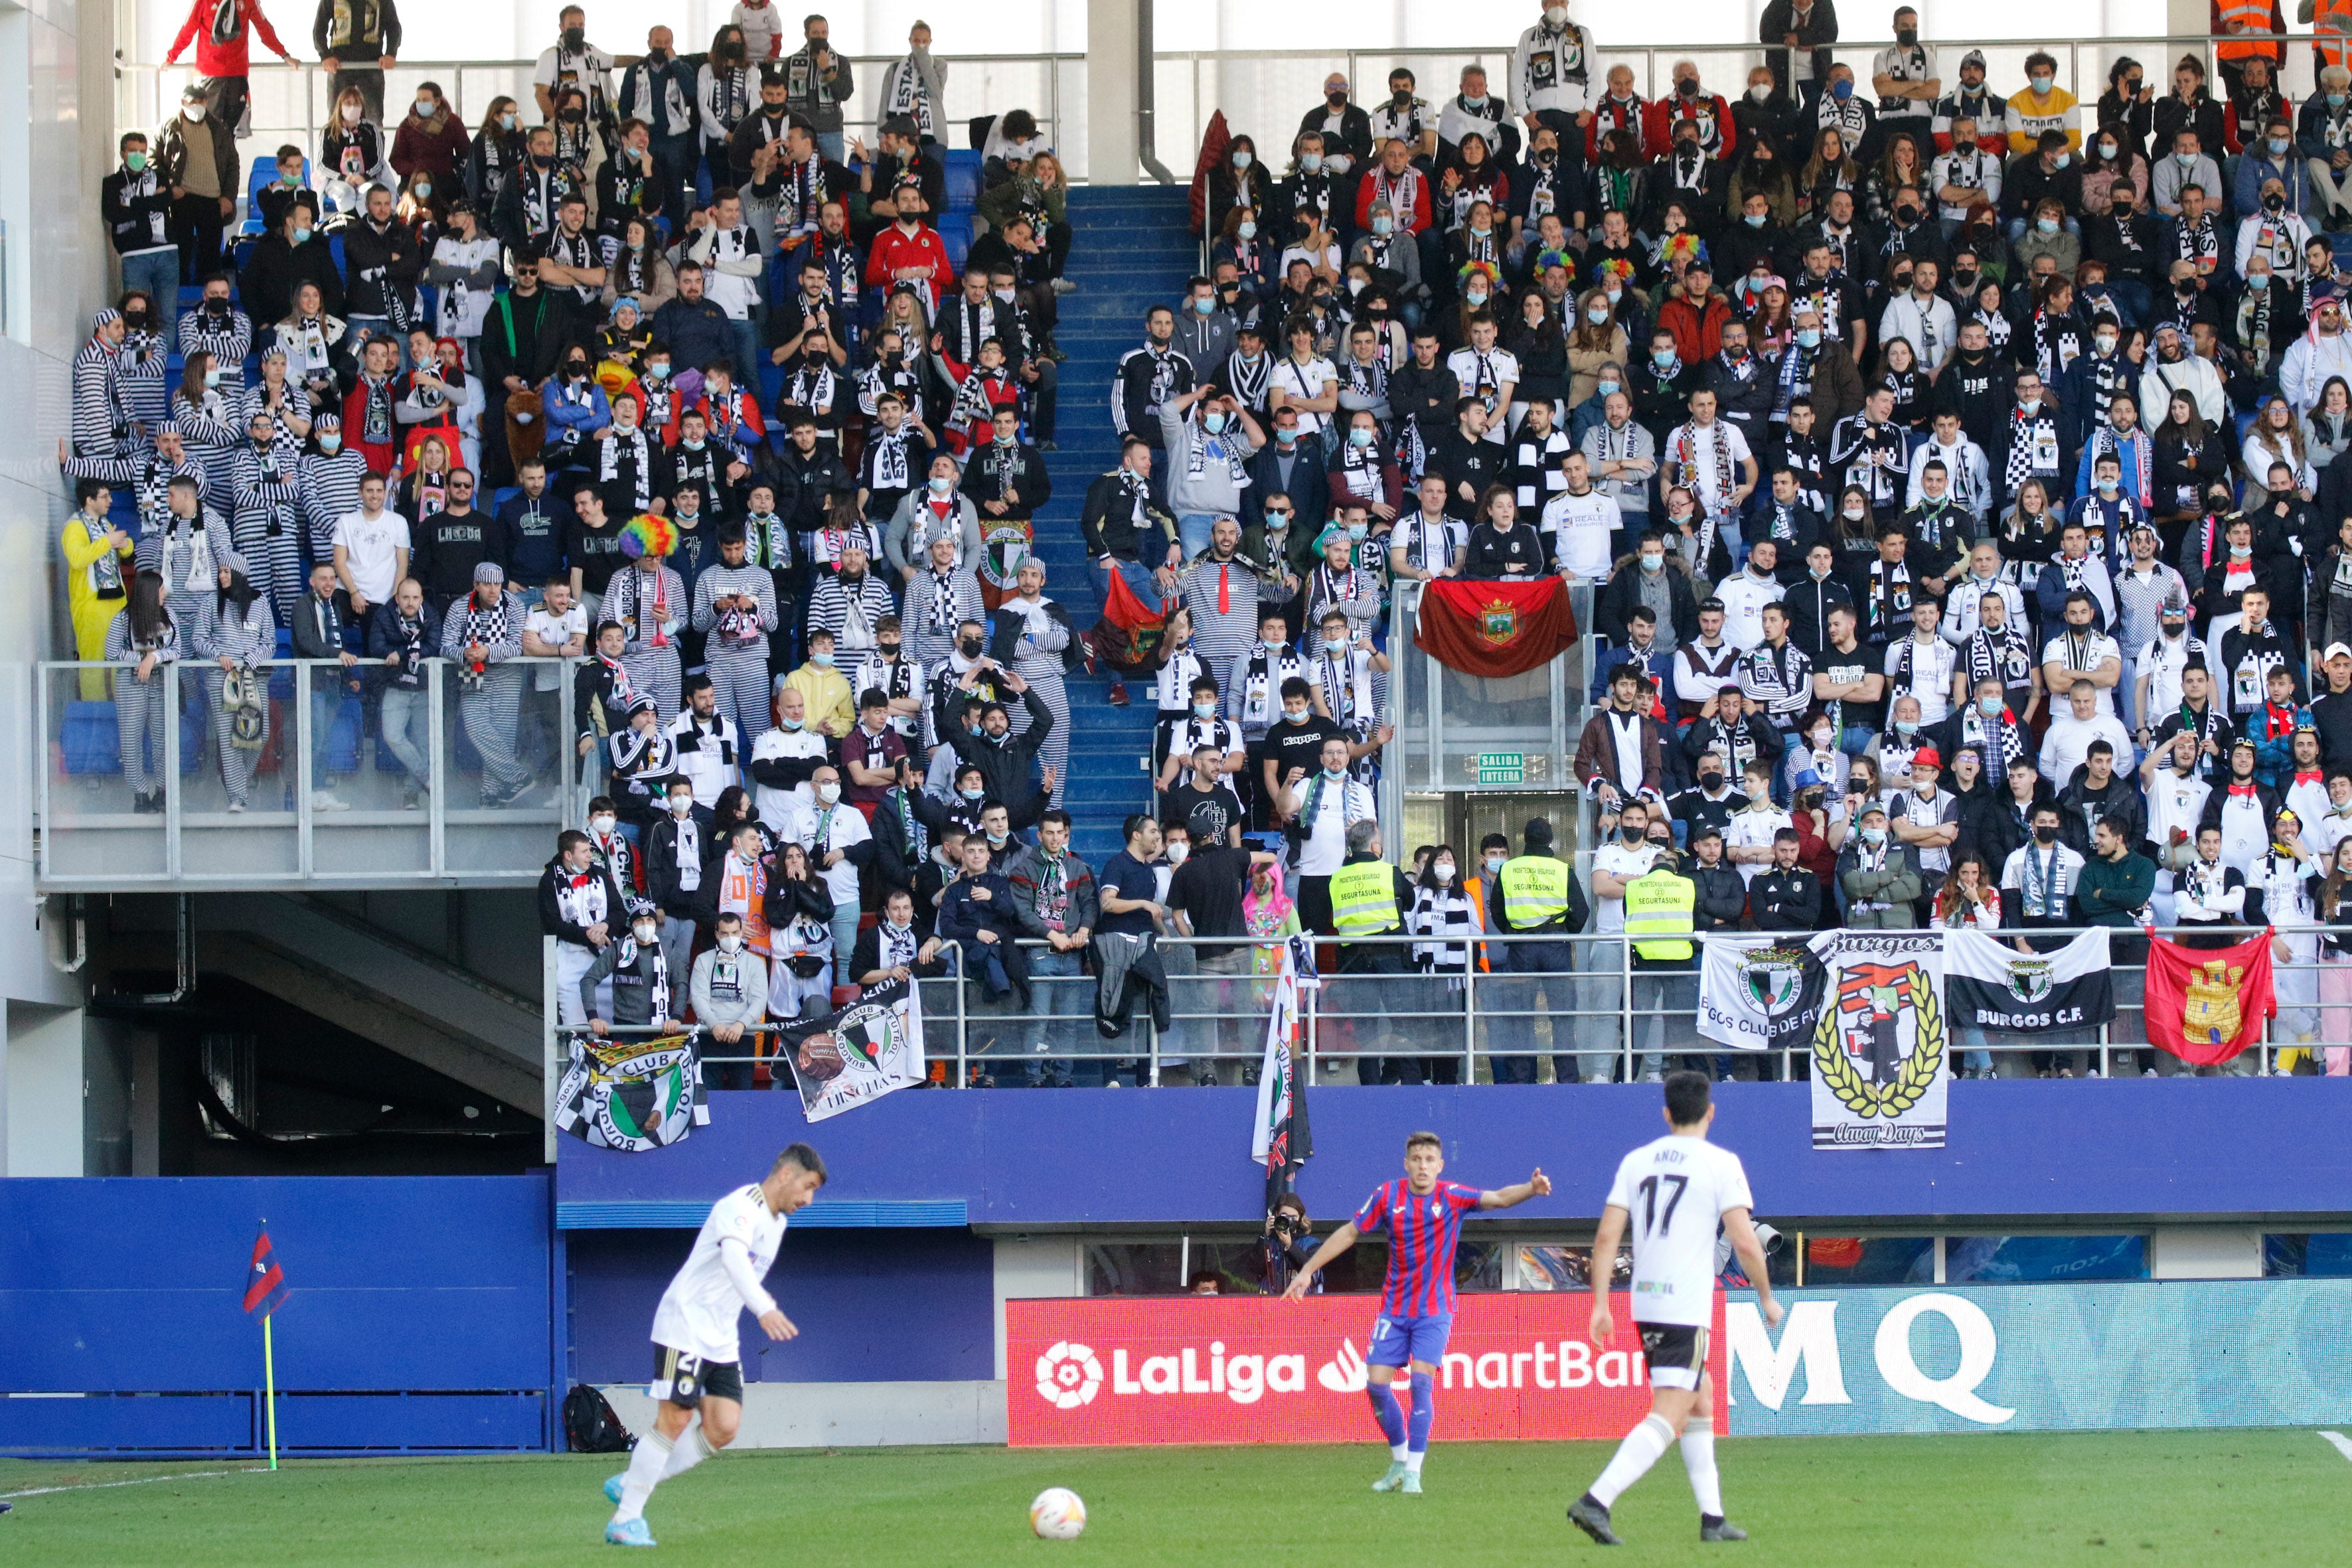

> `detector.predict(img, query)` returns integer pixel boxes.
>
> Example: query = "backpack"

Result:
[562,1383,635,1453]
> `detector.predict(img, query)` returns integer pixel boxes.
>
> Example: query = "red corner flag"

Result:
[1413,578,1579,678]
[2141,927,2277,1065]
[241,1223,289,1318]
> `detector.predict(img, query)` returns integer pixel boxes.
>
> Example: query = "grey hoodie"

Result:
[1160,400,1260,518]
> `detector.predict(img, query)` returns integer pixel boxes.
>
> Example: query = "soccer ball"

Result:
[1028,1486,1087,1539]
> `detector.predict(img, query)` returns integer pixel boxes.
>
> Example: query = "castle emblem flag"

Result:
[1697,935,1828,1050]
[1412,578,1579,678]
[1944,927,2115,1033]
[2142,928,2276,1065]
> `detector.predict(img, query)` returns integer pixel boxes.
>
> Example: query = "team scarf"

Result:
[784,151,830,235]
[979,437,1026,502]
[1314,645,1375,727]
[949,363,1012,432]
[1334,435,1385,499]
[598,426,655,511]
[1972,305,2013,353]
[923,564,963,633]
[610,929,673,1022]
[1770,340,1815,424]
[1225,350,1270,413]
[2004,404,2061,490]
[1863,558,1913,637]
[787,362,838,422]
[1240,641,1308,726]
[1952,697,2026,781]
[1668,418,1739,516]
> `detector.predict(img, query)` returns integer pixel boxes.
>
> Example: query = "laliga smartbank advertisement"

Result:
[1006,1294,1728,1447]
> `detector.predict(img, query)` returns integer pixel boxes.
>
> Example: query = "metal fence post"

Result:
[294,661,315,878]
[1620,933,1634,1085]
[1462,952,1477,1084]
[542,934,560,1163]
[427,659,447,877]
[955,954,968,1088]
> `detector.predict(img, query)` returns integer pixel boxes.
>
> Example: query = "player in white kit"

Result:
[601,1144,828,1547]
[1568,1073,1780,1547]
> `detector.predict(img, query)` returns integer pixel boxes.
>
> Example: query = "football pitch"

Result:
[3,1427,2344,1565]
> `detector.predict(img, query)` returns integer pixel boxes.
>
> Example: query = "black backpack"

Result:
[562,1383,635,1454]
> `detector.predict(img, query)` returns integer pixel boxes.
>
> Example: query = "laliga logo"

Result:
[1034,1341,1104,1410]
[1316,1340,1370,1393]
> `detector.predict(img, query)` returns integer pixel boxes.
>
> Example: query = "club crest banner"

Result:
[1944,927,2116,1033]
[554,1033,708,1152]
[1810,931,1949,1150]
[1697,935,1829,1051]
[775,976,927,1122]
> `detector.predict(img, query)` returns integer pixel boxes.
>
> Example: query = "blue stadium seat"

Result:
[942,149,981,212]
[244,155,309,236]
[61,701,121,775]
[935,214,971,273]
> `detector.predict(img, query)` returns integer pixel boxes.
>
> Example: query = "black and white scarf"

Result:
[1239,641,1308,726]
[460,591,511,652]
[597,426,654,512]
[1863,558,1913,637]
[2004,403,2061,491]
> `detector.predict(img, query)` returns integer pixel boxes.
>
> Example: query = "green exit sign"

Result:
[1476,751,1525,785]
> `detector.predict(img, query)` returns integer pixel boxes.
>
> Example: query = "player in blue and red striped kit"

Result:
[1283,1130,1551,1494]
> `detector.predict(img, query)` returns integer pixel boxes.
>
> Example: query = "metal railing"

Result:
[546,925,2347,1107]
[115,32,2337,196]
[38,655,581,888]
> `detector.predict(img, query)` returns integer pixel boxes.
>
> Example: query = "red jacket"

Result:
[1641,94,1738,162]
[167,0,295,78]
[864,223,955,310]
[696,386,768,455]
[1656,288,1734,362]
[1354,165,1433,235]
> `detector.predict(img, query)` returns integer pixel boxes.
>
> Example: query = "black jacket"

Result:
[871,786,951,900]
[1751,866,1822,930]
[1113,344,1194,447]
[1298,102,1373,163]
[339,215,422,320]
[1243,435,1332,530]
[538,854,628,946]
[241,232,346,329]
[102,169,175,257]
[479,287,572,394]
[935,685,1054,807]
[775,445,854,532]
[1595,558,1701,647]
[1691,862,1750,930]
[642,805,716,921]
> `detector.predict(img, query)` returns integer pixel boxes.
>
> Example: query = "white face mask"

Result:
[717,933,743,954]
[1164,842,1190,864]
[669,794,694,815]
[1433,860,1456,880]
[183,102,207,121]
[633,923,660,945]
[341,103,362,124]
[817,781,842,805]
[590,814,616,836]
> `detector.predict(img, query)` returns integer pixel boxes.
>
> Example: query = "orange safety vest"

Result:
[1464,874,1493,973]
[2216,0,2282,62]
[2320,0,2352,68]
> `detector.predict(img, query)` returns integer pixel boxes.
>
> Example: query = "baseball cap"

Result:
[1911,746,1941,769]
[2327,642,2352,663]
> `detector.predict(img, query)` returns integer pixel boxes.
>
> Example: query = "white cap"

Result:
[2327,642,2352,663]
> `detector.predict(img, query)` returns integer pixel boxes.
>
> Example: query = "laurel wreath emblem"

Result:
[1812,976,1944,1117]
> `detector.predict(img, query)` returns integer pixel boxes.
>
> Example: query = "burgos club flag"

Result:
[1413,578,1579,678]
[1010,1293,1724,1447]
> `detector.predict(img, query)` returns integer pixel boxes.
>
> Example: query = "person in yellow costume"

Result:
[64,478,135,699]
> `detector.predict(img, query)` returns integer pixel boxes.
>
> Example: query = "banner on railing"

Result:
[2142,927,2277,1065]
[1945,927,2116,1033]
[1696,935,1828,1052]
[1009,1292,1724,1447]
[1249,935,1316,1208]
[554,1032,708,1153]
[775,977,927,1123]
[1411,578,1579,678]
[1808,931,1949,1150]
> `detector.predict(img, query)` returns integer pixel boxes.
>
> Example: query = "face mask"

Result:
[1238,219,1258,240]
[1165,842,1190,866]
[1895,204,1920,226]
[1896,26,1919,44]
[926,473,955,495]
[2097,477,2119,496]
[318,433,341,453]
[812,651,836,668]
[1843,504,1867,522]
[1749,84,1771,104]
[339,103,363,125]
[293,226,313,245]
[591,815,616,836]
[2268,137,2293,157]
[668,791,698,817]
[1639,552,1664,573]
[814,781,842,806]
[1810,731,1832,750]
[2094,334,2118,354]
[2264,190,2290,214]
[1895,719,1918,736]
[1742,210,1769,229]
[1832,79,1853,100]
[1323,765,1348,783]
[2096,141,2118,160]
[1978,695,2004,719]
[629,921,662,946]
[2033,824,2059,845]
[1596,378,1620,396]
[1203,410,1227,433]
[1465,290,1488,307]
[2249,271,2271,289]
[1618,823,1646,844]
[2037,216,2060,235]
[1300,153,1324,174]
[182,102,207,121]
[1348,428,1373,449]
[1323,635,1348,655]
[1861,824,1887,845]
[2052,152,2071,169]
[562,25,585,47]
[500,111,518,131]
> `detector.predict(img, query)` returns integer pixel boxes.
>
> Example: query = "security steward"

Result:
[1622,844,1699,1079]
[1329,816,1421,1083]
[1486,815,1574,1085]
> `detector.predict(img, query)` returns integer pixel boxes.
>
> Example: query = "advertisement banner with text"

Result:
[1008,1293,1727,1447]
[1723,1280,2352,1436]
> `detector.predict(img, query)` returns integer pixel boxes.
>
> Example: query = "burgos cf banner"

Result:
[1809,931,1948,1150]
[1008,1294,1726,1447]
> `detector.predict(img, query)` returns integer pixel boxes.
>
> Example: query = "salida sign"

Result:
[1007,1294,1727,1447]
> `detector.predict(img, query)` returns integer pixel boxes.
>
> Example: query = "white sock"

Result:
[661,1424,716,1480]
[1681,1415,1723,1518]
[1589,1413,1676,1508]
[1404,1449,1426,1474]
[613,1428,673,1522]
[1390,1443,1409,1462]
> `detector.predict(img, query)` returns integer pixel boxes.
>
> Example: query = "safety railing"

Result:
[116,32,2335,195]
[546,925,2342,1110]
[37,655,582,889]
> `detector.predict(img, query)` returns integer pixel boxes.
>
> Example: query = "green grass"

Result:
[1,1429,2344,1565]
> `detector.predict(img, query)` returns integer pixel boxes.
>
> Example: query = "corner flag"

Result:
[242,1223,289,1318]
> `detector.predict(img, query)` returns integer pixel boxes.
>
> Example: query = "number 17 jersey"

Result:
[1604,1135,1754,1327]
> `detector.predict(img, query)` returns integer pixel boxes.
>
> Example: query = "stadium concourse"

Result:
[13,3,2352,1560]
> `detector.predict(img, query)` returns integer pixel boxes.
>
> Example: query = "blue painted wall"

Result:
[0,1176,555,1456]
[567,1229,995,1387]
[558,1081,2352,1227]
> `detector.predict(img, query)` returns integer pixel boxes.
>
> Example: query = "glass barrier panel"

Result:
[177,660,299,880]
[42,662,167,882]
[441,658,572,878]
[307,661,431,878]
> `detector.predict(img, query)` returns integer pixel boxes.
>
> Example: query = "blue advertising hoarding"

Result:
[1724,1280,2352,1435]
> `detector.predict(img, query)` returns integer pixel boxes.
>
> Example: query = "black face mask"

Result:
[566,363,589,379]
[562,25,585,48]
[879,641,902,657]
[1952,269,1978,292]
[1620,823,1645,842]
[1326,91,1348,108]
[2033,824,2059,844]
[958,637,984,658]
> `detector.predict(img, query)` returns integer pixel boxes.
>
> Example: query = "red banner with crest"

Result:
[1412,578,1579,678]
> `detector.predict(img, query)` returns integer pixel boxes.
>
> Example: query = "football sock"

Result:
[1367,1383,1408,1459]
[614,1427,674,1522]
[661,1423,716,1480]
[1589,1413,1677,1508]
[1406,1372,1435,1460]
[1680,1415,1723,1517]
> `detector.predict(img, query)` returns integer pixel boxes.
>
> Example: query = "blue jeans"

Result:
[1840,725,1876,755]
[380,682,431,791]
[119,248,181,315]
[1176,512,1220,560]
[1090,554,1169,619]
[1026,948,1086,1086]
[309,686,348,788]
[828,902,860,992]
[728,317,763,392]
[815,132,845,164]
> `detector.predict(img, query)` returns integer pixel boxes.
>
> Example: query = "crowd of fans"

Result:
[60,1,2352,1085]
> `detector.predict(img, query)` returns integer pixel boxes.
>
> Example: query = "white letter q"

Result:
[1873,1293,2015,1425]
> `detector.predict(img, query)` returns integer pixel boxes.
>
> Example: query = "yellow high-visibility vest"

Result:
[1330,859,1403,935]
[1498,854,1569,928]
[1622,869,1696,961]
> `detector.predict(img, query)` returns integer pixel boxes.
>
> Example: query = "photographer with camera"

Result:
[1263,1193,1324,1294]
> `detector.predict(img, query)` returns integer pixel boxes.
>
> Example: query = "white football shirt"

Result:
[1605,1134,1755,1328]
[650,1184,787,1364]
